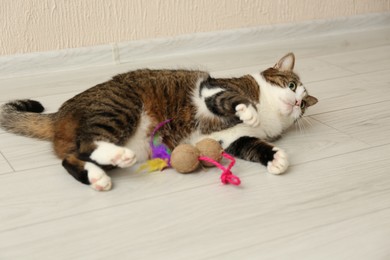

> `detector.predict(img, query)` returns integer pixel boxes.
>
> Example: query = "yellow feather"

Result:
[137,158,169,173]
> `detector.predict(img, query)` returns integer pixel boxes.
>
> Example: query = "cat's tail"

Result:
[0,99,56,140]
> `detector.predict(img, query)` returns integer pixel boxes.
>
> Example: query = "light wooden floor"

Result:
[1,26,390,259]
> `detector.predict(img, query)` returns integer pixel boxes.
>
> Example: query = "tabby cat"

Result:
[0,53,317,191]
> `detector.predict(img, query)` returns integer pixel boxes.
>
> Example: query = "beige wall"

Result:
[1,0,389,56]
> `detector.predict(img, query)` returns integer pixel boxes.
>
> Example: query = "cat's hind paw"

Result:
[267,147,289,174]
[85,162,112,191]
[235,104,259,127]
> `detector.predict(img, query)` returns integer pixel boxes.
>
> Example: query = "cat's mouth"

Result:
[280,98,302,119]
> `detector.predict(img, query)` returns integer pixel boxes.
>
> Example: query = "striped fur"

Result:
[0,53,318,190]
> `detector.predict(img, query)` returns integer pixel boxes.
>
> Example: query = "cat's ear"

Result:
[305,95,318,107]
[274,53,295,71]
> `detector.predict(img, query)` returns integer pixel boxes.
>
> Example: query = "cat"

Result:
[0,53,317,191]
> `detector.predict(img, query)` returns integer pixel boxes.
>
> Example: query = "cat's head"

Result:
[261,53,318,120]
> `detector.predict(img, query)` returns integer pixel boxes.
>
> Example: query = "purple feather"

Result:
[150,119,172,165]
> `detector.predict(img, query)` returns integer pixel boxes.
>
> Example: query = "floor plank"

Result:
[1,144,389,259]
[305,72,390,116]
[209,208,390,260]
[317,45,390,74]
[0,158,263,233]
[312,101,390,146]
[0,152,13,175]
[0,133,58,171]
[274,116,368,164]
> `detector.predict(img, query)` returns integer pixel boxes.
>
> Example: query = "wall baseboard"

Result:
[1,12,389,79]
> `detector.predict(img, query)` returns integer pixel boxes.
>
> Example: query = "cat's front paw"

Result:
[91,141,137,168]
[111,147,137,168]
[267,147,289,174]
[235,104,259,127]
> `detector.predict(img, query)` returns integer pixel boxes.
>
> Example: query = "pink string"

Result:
[198,152,241,186]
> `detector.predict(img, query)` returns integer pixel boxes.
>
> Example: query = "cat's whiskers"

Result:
[294,118,302,134]
[298,118,306,135]
[302,116,314,127]
[295,116,315,135]
[294,117,306,135]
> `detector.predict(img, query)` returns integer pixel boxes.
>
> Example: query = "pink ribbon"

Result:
[199,152,241,186]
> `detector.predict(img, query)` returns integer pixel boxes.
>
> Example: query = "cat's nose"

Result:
[295,100,301,106]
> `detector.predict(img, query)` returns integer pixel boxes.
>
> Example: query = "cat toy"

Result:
[171,139,241,186]
[138,120,241,186]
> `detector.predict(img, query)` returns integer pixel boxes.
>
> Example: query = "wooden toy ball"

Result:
[170,138,223,173]
[195,138,223,167]
[170,144,200,173]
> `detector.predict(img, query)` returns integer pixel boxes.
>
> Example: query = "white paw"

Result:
[90,141,137,168]
[111,147,137,168]
[85,162,112,191]
[267,148,289,175]
[235,104,259,127]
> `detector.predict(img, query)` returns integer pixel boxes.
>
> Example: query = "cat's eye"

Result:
[300,101,306,109]
[288,82,297,91]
